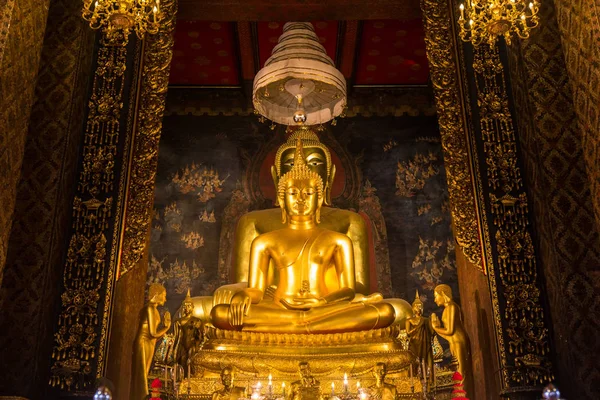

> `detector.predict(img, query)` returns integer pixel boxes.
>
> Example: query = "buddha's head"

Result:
[433,284,453,306]
[182,288,194,317]
[220,366,234,387]
[277,139,324,224]
[412,290,423,317]
[273,127,335,206]
[373,362,387,382]
[149,283,167,306]
[298,362,312,379]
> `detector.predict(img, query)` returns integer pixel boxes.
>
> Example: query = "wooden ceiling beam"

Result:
[177,0,422,21]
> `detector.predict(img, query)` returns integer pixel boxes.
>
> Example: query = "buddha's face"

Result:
[413,303,423,316]
[433,291,444,306]
[221,369,233,387]
[373,364,386,381]
[280,147,328,185]
[182,301,193,317]
[283,178,320,218]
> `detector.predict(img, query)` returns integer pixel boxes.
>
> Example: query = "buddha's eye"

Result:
[303,188,316,196]
[287,188,299,195]
[283,159,294,167]
[306,156,324,167]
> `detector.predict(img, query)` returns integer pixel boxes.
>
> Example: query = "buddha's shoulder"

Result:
[321,207,365,224]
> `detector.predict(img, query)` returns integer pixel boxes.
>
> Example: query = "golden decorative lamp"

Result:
[252,22,347,126]
[82,0,162,39]
[457,0,540,46]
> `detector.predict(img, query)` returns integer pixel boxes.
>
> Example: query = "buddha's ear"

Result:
[271,165,280,206]
[325,164,336,206]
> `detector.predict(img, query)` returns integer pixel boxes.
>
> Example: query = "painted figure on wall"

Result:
[131,283,171,400]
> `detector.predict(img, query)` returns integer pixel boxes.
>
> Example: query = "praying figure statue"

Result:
[430,284,473,398]
[367,363,397,400]
[131,283,171,400]
[173,289,203,376]
[210,139,395,333]
[288,362,322,400]
[211,366,247,400]
[405,290,434,384]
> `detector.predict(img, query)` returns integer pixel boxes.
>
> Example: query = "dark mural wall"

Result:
[149,114,458,316]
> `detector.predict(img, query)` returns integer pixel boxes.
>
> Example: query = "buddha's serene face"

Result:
[280,147,328,184]
[373,364,386,380]
[433,291,444,306]
[221,369,233,387]
[182,301,193,317]
[283,178,320,218]
[413,303,423,316]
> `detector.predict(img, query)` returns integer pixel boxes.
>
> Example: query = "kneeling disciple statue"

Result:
[288,362,322,400]
[210,139,396,334]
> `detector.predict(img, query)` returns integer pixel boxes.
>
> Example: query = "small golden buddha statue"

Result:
[288,362,322,400]
[211,366,247,400]
[173,289,203,376]
[210,140,395,333]
[232,128,371,295]
[131,283,171,400]
[430,284,473,397]
[405,291,433,383]
[367,363,397,400]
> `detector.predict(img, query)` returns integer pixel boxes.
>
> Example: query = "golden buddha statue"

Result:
[232,128,371,295]
[210,140,395,333]
[173,289,203,376]
[287,362,322,400]
[430,284,473,397]
[211,366,247,400]
[367,363,397,400]
[131,283,171,400]
[405,291,433,383]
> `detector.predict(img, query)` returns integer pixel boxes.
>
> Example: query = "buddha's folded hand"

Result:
[229,292,252,327]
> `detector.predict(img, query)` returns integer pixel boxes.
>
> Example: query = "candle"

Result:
[459,3,465,19]
[356,381,360,390]
[268,374,273,395]
[282,382,286,398]
[331,382,335,396]
[343,373,348,393]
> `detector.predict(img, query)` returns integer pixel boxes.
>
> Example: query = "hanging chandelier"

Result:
[458,0,540,46]
[253,22,347,127]
[82,0,162,39]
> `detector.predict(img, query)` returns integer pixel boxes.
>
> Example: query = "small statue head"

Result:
[277,139,324,224]
[412,290,424,316]
[149,283,167,306]
[433,284,453,306]
[372,362,387,382]
[221,366,234,388]
[182,288,194,317]
[298,361,312,379]
[273,127,335,206]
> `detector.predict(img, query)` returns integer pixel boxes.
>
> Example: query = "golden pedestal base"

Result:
[182,324,425,398]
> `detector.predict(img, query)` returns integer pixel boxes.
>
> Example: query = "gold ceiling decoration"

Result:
[252,22,347,126]
[82,0,163,39]
[458,0,540,46]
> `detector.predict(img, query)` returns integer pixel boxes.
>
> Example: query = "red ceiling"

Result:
[170,21,240,86]
[168,19,429,87]
[355,19,429,85]
[256,21,339,67]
